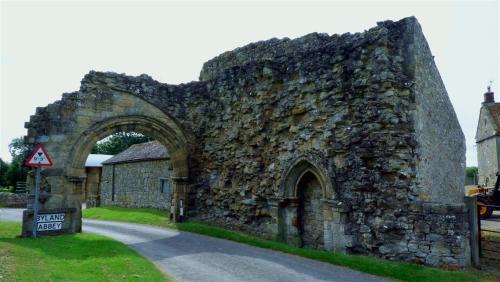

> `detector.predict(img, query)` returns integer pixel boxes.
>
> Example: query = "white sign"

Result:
[37,213,65,223]
[37,222,63,231]
[36,213,64,232]
[26,144,53,166]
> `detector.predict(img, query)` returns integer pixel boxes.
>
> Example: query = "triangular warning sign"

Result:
[25,144,53,167]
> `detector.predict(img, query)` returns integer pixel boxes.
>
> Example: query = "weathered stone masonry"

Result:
[23,17,469,267]
[101,160,172,209]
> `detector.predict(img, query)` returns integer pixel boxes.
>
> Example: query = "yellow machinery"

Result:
[466,172,500,219]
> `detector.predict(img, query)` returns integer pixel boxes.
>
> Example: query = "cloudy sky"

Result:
[1,1,499,166]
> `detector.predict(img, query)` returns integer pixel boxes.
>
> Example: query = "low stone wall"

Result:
[196,200,470,268]
[377,202,469,268]
[0,192,28,208]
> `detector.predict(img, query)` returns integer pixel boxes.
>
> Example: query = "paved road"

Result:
[85,220,387,282]
[482,212,500,231]
[1,208,387,282]
[0,208,23,222]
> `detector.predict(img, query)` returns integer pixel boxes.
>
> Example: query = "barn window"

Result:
[160,178,171,194]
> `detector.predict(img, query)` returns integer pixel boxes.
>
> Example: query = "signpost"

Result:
[25,144,53,238]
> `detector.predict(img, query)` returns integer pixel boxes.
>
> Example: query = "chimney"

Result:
[484,85,495,104]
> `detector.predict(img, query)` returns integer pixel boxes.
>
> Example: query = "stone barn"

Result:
[100,141,172,209]
[22,17,470,267]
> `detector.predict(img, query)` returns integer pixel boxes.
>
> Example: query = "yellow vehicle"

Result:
[467,172,500,219]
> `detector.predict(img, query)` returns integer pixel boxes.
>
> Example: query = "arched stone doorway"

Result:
[296,170,324,249]
[22,90,190,236]
[276,157,349,252]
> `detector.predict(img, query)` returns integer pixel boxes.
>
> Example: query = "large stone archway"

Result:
[22,90,189,236]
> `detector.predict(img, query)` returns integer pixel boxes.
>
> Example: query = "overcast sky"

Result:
[1,1,499,166]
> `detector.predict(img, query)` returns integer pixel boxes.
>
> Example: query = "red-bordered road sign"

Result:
[25,144,53,167]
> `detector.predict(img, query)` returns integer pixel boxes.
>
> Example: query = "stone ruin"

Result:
[22,17,469,267]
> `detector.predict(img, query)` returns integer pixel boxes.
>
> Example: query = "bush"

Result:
[0,186,15,193]
[466,167,478,178]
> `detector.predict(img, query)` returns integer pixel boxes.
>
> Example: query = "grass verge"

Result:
[83,206,492,282]
[83,206,170,227]
[0,221,168,282]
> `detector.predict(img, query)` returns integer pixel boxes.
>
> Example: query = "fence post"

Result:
[466,195,480,268]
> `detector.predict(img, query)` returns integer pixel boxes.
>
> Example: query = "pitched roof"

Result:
[486,103,500,133]
[85,154,113,167]
[102,141,169,165]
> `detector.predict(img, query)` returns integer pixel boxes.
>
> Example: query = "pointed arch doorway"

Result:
[296,169,324,248]
[277,157,349,252]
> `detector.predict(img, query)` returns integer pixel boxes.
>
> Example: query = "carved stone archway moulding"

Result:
[23,89,190,236]
[272,155,351,252]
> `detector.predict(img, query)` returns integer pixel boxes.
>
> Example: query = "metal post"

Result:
[466,196,480,268]
[477,204,482,258]
[32,167,41,238]
[179,199,184,223]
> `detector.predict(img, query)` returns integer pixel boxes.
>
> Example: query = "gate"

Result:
[479,204,500,262]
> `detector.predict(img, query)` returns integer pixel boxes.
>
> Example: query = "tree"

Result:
[1,137,31,187]
[8,137,29,163]
[0,158,9,187]
[5,158,22,187]
[91,132,153,155]
[465,166,479,185]
[466,167,478,178]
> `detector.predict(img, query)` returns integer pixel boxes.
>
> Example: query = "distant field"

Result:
[0,222,167,282]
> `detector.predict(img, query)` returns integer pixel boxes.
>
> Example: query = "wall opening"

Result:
[82,131,173,210]
[278,158,337,250]
[296,170,324,249]
[22,89,191,237]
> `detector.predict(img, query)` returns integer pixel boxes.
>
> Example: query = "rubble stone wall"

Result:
[24,17,469,267]
[0,192,28,208]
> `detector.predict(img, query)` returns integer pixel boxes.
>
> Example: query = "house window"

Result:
[160,178,171,194]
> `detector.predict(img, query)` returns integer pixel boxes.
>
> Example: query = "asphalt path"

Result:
[482,211,500,231]
[0,208,23,222]
[0,208,388,282]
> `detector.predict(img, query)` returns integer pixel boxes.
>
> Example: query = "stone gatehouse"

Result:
[22,17,469,267]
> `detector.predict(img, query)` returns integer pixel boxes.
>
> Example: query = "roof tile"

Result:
[487,103,500,133]
[102,141,169,164]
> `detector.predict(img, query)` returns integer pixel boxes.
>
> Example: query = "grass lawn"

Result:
[83,206,493,282]
[83,206,170,227]
[0,222,168,282]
